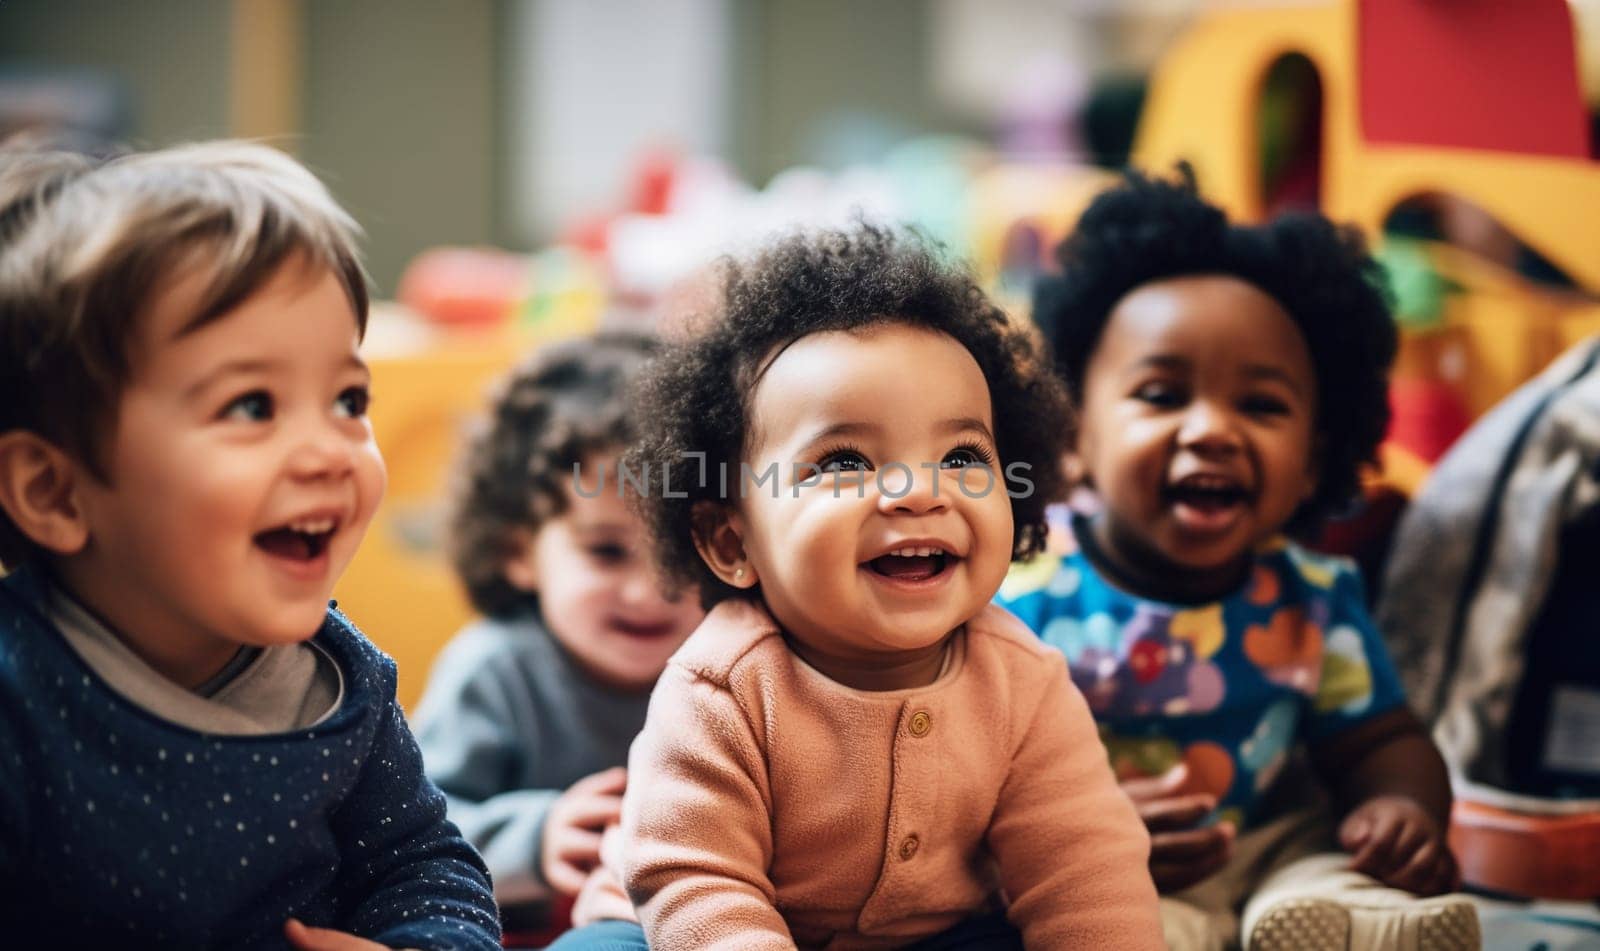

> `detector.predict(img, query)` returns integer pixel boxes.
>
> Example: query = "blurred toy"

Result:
[516,246,606,341]
[1450,792,1600,902]
[965,162,1114,313]
[396,246,530,330]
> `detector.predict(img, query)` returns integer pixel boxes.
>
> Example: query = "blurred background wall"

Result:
[2,0,499,296]
[0,0,1188,293]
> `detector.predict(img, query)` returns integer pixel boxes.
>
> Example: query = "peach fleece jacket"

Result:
[617,599,1163,950]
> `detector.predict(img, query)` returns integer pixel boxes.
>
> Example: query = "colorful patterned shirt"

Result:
[997,520,1407,828]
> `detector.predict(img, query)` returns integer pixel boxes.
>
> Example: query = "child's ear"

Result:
[502,528,540,593]
[0,431,91,556]
[690,500,757,589]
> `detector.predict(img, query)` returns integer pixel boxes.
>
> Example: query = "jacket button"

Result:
[899,834,920,860]
[908,710,932,737]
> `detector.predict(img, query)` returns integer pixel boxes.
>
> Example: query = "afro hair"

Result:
[1033,166,1397,535]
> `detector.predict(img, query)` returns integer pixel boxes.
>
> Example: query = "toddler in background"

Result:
[0,141,498,948]
[553,224,1163,950]
[1003,168,1478,950]
[412,334,704,939]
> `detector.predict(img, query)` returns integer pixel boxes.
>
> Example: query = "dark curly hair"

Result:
[1033,166,1397,535]
[627,223,1074,610]
[447,332,657,618]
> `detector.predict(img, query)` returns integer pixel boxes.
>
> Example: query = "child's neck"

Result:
[49,562,248,691]
[1078,513,1251,605]
[785,632,952,692]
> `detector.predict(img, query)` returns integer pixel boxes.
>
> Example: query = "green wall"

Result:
[302,0,497,295]
[0,0,232,143]
[731,0,960,183]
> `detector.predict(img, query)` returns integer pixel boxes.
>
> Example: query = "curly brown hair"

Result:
[447,333,657,618]
[626,223,1074,610]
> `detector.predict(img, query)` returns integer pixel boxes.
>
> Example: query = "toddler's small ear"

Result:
[502,528,540,593]
[0,431,90,556]
[691,500,756,589]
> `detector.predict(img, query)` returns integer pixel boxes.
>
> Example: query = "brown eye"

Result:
[335,386,371,418]
[1132,382,1184,408]
[222,391,273,422]
[588,543,628,565]
[940,443,994,469]
[1240,395,1290,416]
[818,450,870,473]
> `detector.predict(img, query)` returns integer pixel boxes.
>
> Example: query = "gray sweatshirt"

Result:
[411,613,650,906]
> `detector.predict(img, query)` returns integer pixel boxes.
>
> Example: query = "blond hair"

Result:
[0,139,368,567]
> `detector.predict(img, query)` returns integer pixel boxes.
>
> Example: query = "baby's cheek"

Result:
[973,506,1017,588]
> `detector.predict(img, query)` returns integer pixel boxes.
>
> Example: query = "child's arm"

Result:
[987,654,1165,949]
[329,693,502,950]
[1304,559,1458,895]
[1309,706,1459,895]
[620,666,794,950]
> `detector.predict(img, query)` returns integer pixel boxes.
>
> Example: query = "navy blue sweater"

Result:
[0,569,500,949]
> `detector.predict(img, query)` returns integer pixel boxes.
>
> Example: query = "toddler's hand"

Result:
[570,825,638,927]
[283,918,414,951]
[542,766,627,897]
[1339,794,1460,896]
[1122,764,1235,893]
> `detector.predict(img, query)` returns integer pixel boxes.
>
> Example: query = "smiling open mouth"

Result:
[1164,475,1249,514]
[866,547,956,583]
[612,619,677,639]
[254,517,338,562]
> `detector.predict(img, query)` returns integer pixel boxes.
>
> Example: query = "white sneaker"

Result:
[1247,894,1481,950]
